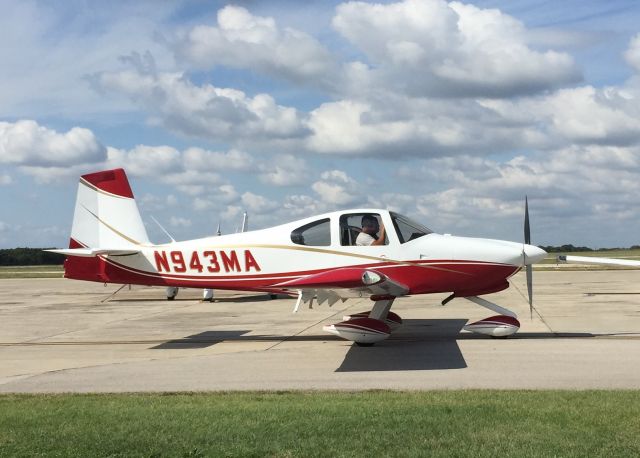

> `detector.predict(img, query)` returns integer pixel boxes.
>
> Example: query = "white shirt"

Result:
[355,232,376,246]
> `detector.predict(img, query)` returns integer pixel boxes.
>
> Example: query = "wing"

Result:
[557,255,640,267]
[274,267,410,311]
[45,248,141,257]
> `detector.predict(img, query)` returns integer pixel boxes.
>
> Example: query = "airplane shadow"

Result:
[150,320,602,372]
[336,319,469,372]
[151,330,252,349]
[335,320,601,372]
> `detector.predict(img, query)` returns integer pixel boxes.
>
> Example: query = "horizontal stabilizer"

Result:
[45,248,141,257]
[557,255,640,267]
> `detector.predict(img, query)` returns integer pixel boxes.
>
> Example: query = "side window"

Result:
[391,212,432,244]
[340,213,388,246]
[290,218,331,246]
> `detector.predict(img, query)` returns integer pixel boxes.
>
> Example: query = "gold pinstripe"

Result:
[81,204,142,246]
[80,178,131,200]
[198,243,473,276]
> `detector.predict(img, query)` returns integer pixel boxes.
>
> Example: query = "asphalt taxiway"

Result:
[1,271,639,392]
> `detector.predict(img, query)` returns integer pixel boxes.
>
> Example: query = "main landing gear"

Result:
[323,294,522,346]
[323,296,402,346]
[166,287,179,300]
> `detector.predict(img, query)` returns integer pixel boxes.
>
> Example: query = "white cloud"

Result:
[107,145,225,190]
[482,84,640,147]
[108,145,181,177]
[220,205,243,223]
[624,33,640,72]
[6,1,640,249]
[241,191,278,213]
[169,216,192,228]
[333,0,581,98]
[91,58,308,142]
[0,120,282,193]
[218,184,240,203]
[174,6,337,88]
[192,197,212,211]
[192,185,241,210]
[0,2,177,118]
[183,147,256,172]
[166,194,178,206]
[280,194,326,219]
[0,120,106,166]
[162,171,223,188]
[259,154,308,186]
[139,193,179,212]
[139,193,164,212]
[311,170,364,206]
[398,144,640,243]
[306,96,541,156]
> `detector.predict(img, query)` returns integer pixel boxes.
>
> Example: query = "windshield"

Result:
[390,212,433,244]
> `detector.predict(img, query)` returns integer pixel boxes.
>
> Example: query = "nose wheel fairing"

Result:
[463,315,520,337]
[461,295,520,337]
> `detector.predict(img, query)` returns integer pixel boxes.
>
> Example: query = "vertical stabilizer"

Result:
[69,168,150,248]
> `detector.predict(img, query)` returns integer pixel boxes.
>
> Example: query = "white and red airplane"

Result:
[49,168,556,345]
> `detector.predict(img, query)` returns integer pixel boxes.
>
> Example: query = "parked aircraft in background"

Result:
[47,169,637,346]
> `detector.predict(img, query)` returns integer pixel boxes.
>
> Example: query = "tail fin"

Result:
[69,168,150,249]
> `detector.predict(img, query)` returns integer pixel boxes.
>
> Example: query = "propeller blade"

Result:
[522,196,533,318]
[524,195,530,245]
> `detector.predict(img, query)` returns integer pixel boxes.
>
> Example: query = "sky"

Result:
[1,0,640,248]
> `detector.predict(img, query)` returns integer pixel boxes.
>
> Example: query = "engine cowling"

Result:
[342,311,402,331]
[323,317,391,344]
[463,315,520,337]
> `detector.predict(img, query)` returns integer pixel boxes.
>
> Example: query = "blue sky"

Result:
[1,0,640,248]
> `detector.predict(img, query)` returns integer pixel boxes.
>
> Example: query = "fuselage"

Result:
[64,209,546,297]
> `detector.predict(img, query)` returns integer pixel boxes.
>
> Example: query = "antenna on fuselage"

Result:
[150,216,176,243]
[241,212,248,232]
[204,221,222,303]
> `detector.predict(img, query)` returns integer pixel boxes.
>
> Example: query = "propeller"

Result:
[523,196,533,318]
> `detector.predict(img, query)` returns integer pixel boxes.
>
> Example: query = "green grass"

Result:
[0,265,63,278]
[0,391,638,457]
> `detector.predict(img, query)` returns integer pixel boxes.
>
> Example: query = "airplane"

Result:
[46,168,636,346]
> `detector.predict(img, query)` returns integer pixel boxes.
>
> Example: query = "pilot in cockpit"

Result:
[356,214,386,246]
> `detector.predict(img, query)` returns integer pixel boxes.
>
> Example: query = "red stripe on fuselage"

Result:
[97,257,519,295]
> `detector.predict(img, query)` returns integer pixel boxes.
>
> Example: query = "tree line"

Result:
[0,248,65,266]
[539,244,640,253]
